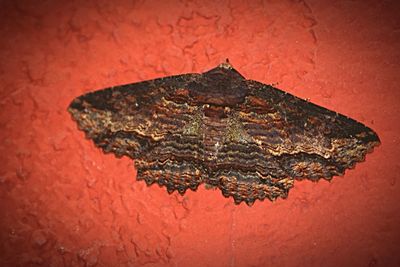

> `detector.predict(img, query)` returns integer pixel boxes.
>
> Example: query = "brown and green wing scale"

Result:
[68,62,380,205]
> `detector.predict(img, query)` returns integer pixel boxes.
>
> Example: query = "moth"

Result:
[68,61,380,205]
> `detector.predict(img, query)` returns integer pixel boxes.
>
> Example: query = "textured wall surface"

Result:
[1,1,399,266]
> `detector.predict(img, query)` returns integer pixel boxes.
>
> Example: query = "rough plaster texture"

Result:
[0,0,399,266]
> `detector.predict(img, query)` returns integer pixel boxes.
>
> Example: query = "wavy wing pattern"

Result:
[68,62,380,205]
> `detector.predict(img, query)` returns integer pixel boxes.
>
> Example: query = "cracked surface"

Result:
[1,0,400,267]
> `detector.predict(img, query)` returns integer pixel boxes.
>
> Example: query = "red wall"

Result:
[1,1,399,266]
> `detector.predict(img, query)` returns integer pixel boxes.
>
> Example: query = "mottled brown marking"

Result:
[68,62,380,205]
